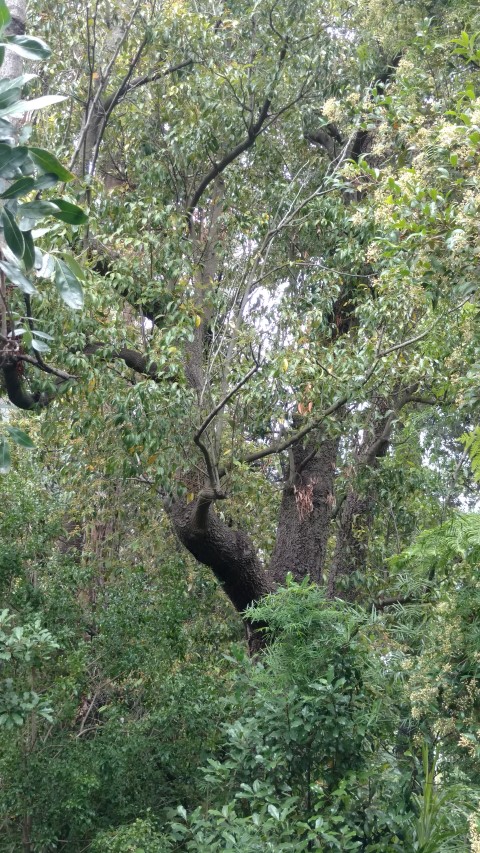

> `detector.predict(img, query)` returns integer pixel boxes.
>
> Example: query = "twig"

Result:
[195,359,261,489]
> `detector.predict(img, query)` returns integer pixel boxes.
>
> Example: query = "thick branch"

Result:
[170,491,271,614]
[2,363,67,410]
[84,342,163,380]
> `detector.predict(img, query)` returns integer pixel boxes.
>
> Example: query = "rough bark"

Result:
[170,489,271,613]
[269,437,338,585]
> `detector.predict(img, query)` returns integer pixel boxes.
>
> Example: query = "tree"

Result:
[3,0,479,651]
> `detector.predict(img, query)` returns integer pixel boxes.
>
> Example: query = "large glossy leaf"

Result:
[28,148,74,182]
[0,74,36,95]
[0,144,28,177]
[61,253,86,281]
[17,200,60,230]
[31,337,50,353]
[0,176,35,198]
[2,208,25,258]
[5,426,34,448]
[54,258,83,309]
[1,35,51,60]
[33,173,58,190]
[0,94,66,119]
[50,198,88,225]
[0,117,11,140]
[0,438,10,474]
[0,86,21,111]
[0,260,37,294]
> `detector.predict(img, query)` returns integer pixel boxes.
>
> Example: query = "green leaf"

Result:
[0,143,28,177]
[0,438,10,473]
[33,173,58,190]
[0,94,66,119]
[1,208,24,258]
[0,74,36,95]
[0,176,35,198]
[0,1,11,29]
[17,200,60,230]
[1,35,51,60]
[61,253,86,280]
[5,426,34,448]
[22,230,35,271]
[28,148,74,182]
[0,260,37,294]
[31,337,50,353]
[50,199,87,225]
[54,259,83,309]
[0,85,21,111]
[0,117,11,139]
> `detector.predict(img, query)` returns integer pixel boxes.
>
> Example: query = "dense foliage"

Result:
[0,0,479,850]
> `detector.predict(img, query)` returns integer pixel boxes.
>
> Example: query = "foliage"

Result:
[0,0,479,850]
[0,608,57,727]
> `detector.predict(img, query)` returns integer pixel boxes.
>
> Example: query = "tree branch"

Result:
[194,359,260,489]
[186,43,288,221]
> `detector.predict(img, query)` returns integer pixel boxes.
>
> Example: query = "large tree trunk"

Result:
[169,436,339,652]
[327,395,400,600]
[269,437,338,585]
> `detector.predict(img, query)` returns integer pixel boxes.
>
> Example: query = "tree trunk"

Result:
[269,437,338,585]
[2,0,25,81]
[328,396,397,600]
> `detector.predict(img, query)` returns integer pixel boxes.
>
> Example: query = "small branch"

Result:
[186,43,288,221]
[192,486,227,528]
[372,593,421,610]
[125,58,193,96]
[69,0,142,172]
[195,359,260,444]
[194,358,260,489]
[15,354,76,382]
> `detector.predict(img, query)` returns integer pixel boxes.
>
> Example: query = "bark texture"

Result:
[269,437,338,585]
[170,489,272,613]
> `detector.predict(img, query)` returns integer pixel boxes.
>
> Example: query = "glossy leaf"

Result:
[1,208,24,258]
[0,94,66,119]
[31,337,50,353]
[50,198,88,225]
[22,230,35,271]
[61,253,86,280]
[0,260,36,294]
[0,74,36,95]
[33,173,59,190]
[0,176,35,198]
[28,148,74,182]
[54,258,83,309]
[1,35,51,60]
[0,143,28,177]
[17,200,60,230]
